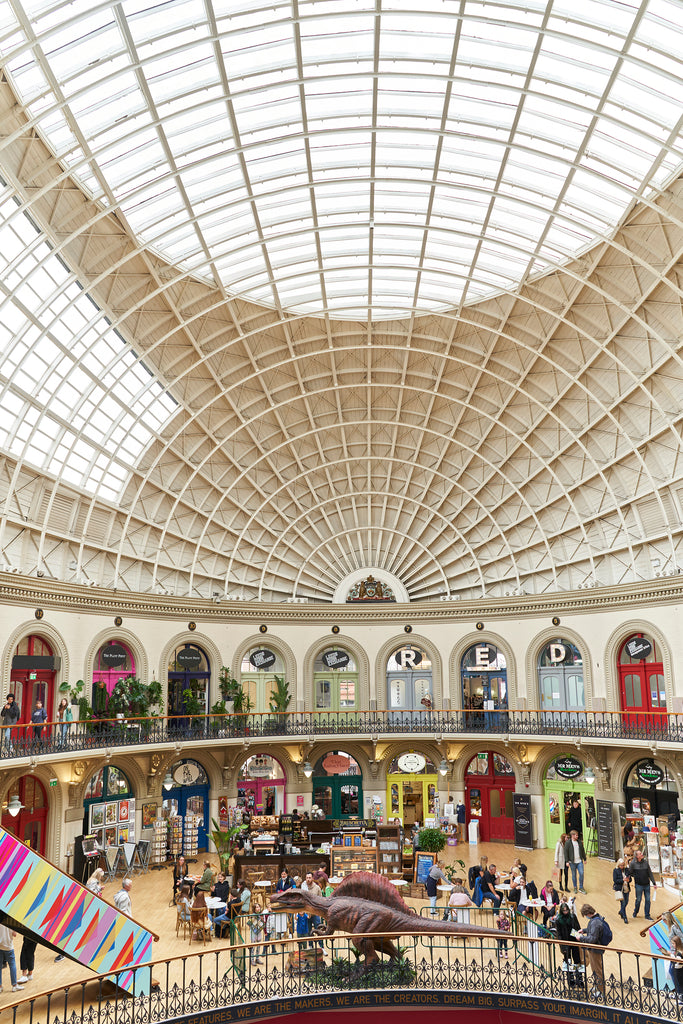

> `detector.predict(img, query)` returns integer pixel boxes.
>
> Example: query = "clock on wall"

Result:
[397,752,426,773]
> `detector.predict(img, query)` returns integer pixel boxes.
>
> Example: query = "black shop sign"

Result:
[553,755,583,780]
[636,760,664,786]
[249,649,277,670]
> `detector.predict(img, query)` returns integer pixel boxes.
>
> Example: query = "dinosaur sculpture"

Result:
[270,871,501,968]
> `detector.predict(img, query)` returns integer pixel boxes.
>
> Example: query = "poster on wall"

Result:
[142,802,157,828]
[105,803,118,825]
[90,804,105,830]
[118,800,129,823]
[597,800,615,861]
[513,794,533,849]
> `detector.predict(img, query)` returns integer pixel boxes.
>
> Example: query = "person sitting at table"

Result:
[213,887,243,939]
[173,855,190,902]
[177,884,193,924]
[506,867,523,908]
[195,860,215,896]
[517,865,539,919]
[275,868,294,893]
[540,879,560,925]
[448,884,474,924]
[191,890,213,940]
[211,871,231,904]
[480,863,502,908]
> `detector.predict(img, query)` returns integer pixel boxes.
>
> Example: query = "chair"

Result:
[190,908,212,945]
[176,907,190,940]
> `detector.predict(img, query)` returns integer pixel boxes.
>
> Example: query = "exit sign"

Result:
[49,779,57,787]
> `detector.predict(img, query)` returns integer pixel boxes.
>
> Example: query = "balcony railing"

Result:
[4,930,682,1024]
[2,706,678,760]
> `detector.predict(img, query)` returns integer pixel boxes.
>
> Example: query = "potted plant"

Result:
[210,698,228,736]
[218,666,239,714]
[417,827,447,855]
[182,686,204,733]
[267,674,291,734]
[210,819,245,875]
[108,675,164,736]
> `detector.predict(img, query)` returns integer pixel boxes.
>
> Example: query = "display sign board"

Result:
[101,643,127,668]
[513,793,533,849]
[637,760,664,786]
[322,649,350,669]
[625,637,653,660]
[322,753,352,774]
[249,649,276,670]
[176,647,202,669]
[597,800,615,861]
[553,755,584,780]
[173,761,201,785]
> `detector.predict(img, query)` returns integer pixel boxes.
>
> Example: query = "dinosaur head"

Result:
[270,889,310,910]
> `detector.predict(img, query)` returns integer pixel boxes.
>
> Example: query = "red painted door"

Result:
[488,784,515,841]
[619,664,667,732]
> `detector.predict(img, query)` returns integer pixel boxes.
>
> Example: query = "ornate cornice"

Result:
[2,572,683,625]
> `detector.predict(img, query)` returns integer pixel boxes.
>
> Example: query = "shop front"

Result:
[543,754,596,850]
[537,638,586,727]
[10,634,59,728]
[312,751,362,818]
[624,758,680,822]
[1,776,48,854]
[461,643,508,730]
[618,633,667,730]
[83,766,135,848]
[92,640,136,697]
[465,751,515,842]
[168,644,211,718]
[237,753,286,816]
[387,752,438,826]
[162,758,210,850]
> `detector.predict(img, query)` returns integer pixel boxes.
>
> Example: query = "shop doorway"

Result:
[168,645,211,719]
[1,776,48,855]
[238,754,286,816]
[537,639,586,728]
[162,759,210,850]
[624,759,680,823]
[387,753,438,826]
[543,755,596,851]
[312,751,363,819]
[385,645,433,725]
[461,644,508,730]
[465,751,515,842]
[10,635,58,735]
[618,634,667,732]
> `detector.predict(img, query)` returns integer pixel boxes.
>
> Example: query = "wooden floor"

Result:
[4,840,676,1010]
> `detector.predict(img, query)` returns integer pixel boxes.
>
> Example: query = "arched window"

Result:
[162,758,210,852]
[168,643,211,717]
[10,634,57,724]
[238,754,286,816]
[240,646,285,714]
[314,647,358,712]
[92,640,136,696]
[464,751,515,841]
[385,645,432,712]
[618,634,666,729]
[461,642,507,728]
[537,638,584,712]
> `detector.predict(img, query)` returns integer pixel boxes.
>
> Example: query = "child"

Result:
[249,898,265,963]
[496,908,511,958]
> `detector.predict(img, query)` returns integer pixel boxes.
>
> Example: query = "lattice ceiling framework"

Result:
[0,0,683,602]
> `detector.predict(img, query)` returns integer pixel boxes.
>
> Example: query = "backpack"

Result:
[472,877,484,907]
[598,916,613,945]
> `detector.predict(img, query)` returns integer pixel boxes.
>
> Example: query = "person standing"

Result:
[613,857,631,923]
[30,700,47,748]
[551,900,582,986]
[578,904,608,1000]
[1,694,20,753]
[114,877,133,915]
[456,800,466,842]
[555,832,569,892]
[301,871,321,936]
[426,860,450,915]
[564,830,587,894]
[0,925,19,992]
[566,798,583,838]
[17,935,37,985]
[173,855,190,901]
[630,849,656,920]
[56,698,73,746]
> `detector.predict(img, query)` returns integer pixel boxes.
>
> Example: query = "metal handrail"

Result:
[4,929,683,1024]
[1,705,681,762]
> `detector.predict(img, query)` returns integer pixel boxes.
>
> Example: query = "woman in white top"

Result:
[86,868,105,896]
[554,833,568,892]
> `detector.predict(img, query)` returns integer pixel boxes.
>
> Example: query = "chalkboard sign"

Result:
[414,851,437,884]
[513,794,533,850]
[597,800,615,861]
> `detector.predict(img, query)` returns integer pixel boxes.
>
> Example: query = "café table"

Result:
[254,879,274,906]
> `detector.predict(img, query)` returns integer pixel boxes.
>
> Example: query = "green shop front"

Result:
[543,754,596,850]
[312,751,362,818]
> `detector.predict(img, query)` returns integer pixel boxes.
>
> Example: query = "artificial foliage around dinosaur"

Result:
[317,952,416,989]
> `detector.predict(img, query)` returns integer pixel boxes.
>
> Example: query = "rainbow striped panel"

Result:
[0,829,153,995]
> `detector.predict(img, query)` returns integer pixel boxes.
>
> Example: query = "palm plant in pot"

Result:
[267,674,291,734]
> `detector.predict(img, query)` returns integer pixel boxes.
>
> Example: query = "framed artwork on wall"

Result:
[118,800,129,822]
[90,804,105,830]
[105,803,118,825]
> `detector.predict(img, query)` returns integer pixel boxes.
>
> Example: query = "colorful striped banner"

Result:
[0,829,154,995]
